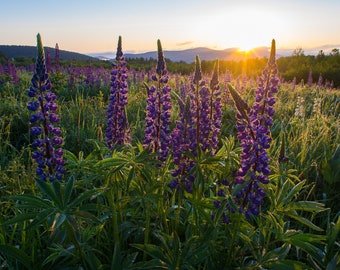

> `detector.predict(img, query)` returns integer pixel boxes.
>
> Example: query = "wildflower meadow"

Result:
[0,34,339,269]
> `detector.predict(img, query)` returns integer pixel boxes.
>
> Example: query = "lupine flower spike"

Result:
[27,33,66,182]
[106,36,130,149]
[144,39,172,162]
[209,60,222,152]
[223,39,279,220]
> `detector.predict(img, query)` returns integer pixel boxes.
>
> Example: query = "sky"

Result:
[1,0,340,55]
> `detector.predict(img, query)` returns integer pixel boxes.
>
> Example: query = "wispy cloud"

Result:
[176,41,194,47]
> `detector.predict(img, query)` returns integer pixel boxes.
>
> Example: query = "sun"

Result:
[237,44,256,53]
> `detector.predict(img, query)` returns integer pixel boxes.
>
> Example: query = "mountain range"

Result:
[89,44,340,63]
[90,47,271,62]
[1,44,340,64]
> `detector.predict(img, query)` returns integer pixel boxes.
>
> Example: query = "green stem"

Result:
[110,190,120,245]
[143,202,151,261]
[226,214,241,265]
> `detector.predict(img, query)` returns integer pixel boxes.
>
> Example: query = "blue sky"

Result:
[1,0,340,54]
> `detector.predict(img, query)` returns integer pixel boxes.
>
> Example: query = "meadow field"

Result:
[0,36,339,269]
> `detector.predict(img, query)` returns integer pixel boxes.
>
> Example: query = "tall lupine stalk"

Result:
[169,57,204,193]
[209,60,222,151]
[46,50,52,72]
[170,96,196,192]
[222,39,279,220]
[106,36,130,149]
[27,34,66,182]
[144,40,172,162]
[170,58,222,192]
[55,43,60,73]
[191,55,204,153]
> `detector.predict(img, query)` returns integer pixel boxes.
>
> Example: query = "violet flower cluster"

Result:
[209,60,222,151]
[106,36,131,149]
[170,96,196,192]
[28,34,66,182]
[217,39,279,221]
[170,57,222,192]
[144,40,172,162]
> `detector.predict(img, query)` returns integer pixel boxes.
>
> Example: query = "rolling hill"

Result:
[0,45,95,61]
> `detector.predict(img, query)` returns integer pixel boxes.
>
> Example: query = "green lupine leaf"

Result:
[95,157,128,169]
[262,243,291,262]
[63,177,75,206]
[283,232,325,263]
[282,180,306,203]
[267,259,313,270]
[68,188,104,209]
[52,181,63,209]
[6,194,51,209]
[289,201,325,212]
[286,210,324,231]
[0,244,32,269]
[51,213,67,231]
[73,210,101,223]
[27,208,57,229]
[1,213,37,226]
[35,179,62,207]
[132,244,170,265]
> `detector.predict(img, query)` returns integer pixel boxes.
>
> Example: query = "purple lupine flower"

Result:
[198,86,211,151]
[143,39,172,162]
[171,96,196,192]
[210,60,222,151]
[28,33,66,182]
[106,36,130,149]
[170,58,222,193]
[222,39,279,220]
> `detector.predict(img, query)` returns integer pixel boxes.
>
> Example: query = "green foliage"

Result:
[0,61,339,269]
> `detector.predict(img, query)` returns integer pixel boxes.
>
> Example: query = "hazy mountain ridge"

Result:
[2,44,340,64]
[0,45,95,61]
[89,45,340,63]
[90,47,271,63]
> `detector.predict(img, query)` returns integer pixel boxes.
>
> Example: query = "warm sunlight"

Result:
[203,5,289,53]
[237,45,256,53]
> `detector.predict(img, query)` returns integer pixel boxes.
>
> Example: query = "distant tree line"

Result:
[277,48,340,87]
[1,47,340,87]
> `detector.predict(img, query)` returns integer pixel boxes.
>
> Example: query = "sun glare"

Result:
[237,44,255,53]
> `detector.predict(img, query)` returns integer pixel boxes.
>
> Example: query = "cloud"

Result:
[176,41,194,47]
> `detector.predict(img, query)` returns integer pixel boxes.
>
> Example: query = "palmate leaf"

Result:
[26,208,57,230]
[35,178,63,207]
[67,187,105,209]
